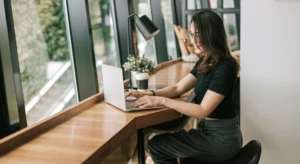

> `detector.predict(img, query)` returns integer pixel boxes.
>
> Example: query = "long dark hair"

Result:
[191,10,239,75]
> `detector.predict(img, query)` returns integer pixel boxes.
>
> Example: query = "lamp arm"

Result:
[127,14,139,58]
[128,14,139,21]
[127,14,139,89]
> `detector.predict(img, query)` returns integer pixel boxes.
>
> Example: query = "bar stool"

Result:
[180,140,262,164]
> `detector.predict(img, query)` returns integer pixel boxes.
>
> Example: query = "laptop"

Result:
[101,64,164,112]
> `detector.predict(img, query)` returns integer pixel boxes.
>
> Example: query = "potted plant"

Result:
[122,54,155,88]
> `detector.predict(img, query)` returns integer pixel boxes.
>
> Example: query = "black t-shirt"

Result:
[190,58,237,119]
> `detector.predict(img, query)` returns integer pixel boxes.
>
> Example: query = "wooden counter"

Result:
[0,59,195,163]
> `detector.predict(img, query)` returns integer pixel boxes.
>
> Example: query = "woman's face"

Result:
[190,22,203,54]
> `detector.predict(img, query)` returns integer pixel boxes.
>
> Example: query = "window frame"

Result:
[0,0,27,136]
[0,0,102,137]
[66,0,99,101]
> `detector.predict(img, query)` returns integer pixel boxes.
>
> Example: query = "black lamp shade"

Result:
[135,15,160,40]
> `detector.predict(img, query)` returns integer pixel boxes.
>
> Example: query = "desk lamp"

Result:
[127,14,160,88]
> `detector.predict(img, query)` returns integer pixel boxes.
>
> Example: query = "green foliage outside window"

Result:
[36,0,69,61]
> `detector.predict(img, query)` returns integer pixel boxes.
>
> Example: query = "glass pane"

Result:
[88,0,119,92]
[209,0,218,9]
[187,0,196,10]
[196,0,201,9]
[131,0,157,65]
[187,15,192,29]
[11,0,77,126]
[161,0,177,60]
[223,0,235,8]
[223,14,239,51]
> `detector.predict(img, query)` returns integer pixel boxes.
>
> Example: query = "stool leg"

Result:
[138,129,145,164]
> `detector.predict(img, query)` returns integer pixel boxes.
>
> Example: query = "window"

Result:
[223,14,239,51]
[130,0,157,65]
[88,0,119,91]
[187,15,192,29]
[161,0,178,60]
[187,0,199,10]
[209,0,217,9]
[223,0,235,8]
[11,0,77,125]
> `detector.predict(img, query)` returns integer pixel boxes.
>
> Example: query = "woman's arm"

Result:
[154,73,197,98]
[161,90,224,118]
[132,90,224,119]
[125,73,197,99]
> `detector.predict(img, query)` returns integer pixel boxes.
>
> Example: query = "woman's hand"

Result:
[125,90,147,99]
[131,95,165,108]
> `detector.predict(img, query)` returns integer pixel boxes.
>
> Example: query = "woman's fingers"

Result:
[125,90,139,98]
[124,91,134,98]
[132,98,142,107]
[132,96,147,107]
[132,96,154,108]
[124,92,130,98]
[138,104,149,108]
[126,92,156,107]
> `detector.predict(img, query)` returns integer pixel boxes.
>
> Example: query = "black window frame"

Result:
[0,0,101,138]
[0,0,27,138]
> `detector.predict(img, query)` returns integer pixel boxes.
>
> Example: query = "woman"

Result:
[125,10,242,163]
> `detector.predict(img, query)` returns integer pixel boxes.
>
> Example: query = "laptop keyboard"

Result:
[125,101,134,109]
[125,97,163,110]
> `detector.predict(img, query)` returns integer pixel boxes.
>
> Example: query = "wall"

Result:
[241,0,300,163]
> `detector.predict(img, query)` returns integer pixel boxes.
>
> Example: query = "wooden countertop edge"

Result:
[0,79,130,156]
[0,92,103,156]
[81,108,182,164]
[0,59,182,156]
[83,96,188,163]
[83,120,137,163]
[83,103,185,163]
